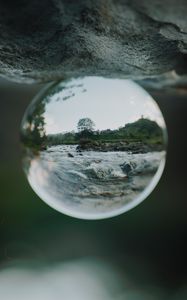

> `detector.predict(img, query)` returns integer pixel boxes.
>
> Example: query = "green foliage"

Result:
[47,117,164,147]
[21,100,46,149]
[77,118,95,132]
[124,118,163,139]
[47,132,76,146]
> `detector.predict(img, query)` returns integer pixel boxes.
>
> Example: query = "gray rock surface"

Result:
[0,0,187,85]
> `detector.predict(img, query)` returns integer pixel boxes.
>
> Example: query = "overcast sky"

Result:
[43,77,165,135]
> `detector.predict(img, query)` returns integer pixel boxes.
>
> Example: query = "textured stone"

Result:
[0,0,186,85]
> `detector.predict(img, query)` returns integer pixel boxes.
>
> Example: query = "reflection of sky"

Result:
[44,77,165,135]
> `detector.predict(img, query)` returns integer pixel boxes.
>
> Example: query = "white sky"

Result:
[44,77,165,135]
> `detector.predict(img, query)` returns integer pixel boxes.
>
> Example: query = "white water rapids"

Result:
[25,145,166,218]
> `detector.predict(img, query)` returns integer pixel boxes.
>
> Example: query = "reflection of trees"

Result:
[46,117,164,149]
[123,118,162,140]
[77,118,95,140]
[77,118,95,132]
[21,100,46,148]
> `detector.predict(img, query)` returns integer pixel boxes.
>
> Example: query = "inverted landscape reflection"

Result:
[21,77,167,219]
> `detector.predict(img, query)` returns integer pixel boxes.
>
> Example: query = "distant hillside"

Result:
[118,118,163,139]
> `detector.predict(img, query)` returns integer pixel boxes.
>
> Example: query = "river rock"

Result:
[67,152,74,158]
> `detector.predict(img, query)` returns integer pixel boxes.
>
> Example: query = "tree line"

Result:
[47,117,164,146]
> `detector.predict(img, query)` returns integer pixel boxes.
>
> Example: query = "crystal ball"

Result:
[21,77,167,219]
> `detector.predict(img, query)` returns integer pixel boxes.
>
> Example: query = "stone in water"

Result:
[20,77,167,219]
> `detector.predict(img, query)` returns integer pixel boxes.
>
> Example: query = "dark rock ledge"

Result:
[0,0,186,88]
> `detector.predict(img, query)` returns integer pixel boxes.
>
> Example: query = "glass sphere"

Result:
[21,77,167,219]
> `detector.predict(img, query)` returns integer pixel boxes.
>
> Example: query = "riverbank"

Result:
[76,141,164,154]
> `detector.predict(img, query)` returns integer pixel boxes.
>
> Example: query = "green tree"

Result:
[77,118,95,132]
[21,100,46,148]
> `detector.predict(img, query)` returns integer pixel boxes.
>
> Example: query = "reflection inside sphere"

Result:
[21,77,167,219]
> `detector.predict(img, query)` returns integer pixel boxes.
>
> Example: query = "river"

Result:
[25,145,166,218]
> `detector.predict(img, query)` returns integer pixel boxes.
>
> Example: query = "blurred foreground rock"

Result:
[0,0,187,88]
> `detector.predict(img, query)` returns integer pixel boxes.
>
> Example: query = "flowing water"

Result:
[25,145,166,217]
